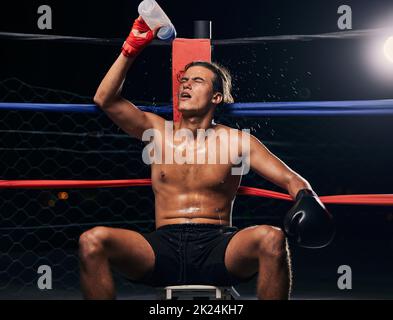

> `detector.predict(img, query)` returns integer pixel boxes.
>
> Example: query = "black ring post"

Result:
[193,20,212,39]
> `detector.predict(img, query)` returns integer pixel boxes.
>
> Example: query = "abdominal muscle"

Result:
[153,189,234,229]
[150,124,242,229]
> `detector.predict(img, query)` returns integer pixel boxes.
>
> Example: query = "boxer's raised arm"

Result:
[94,17,164,139]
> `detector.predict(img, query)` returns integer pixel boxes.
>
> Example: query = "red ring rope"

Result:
[1,179,392,206]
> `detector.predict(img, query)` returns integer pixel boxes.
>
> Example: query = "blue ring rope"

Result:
[0,100,393,116]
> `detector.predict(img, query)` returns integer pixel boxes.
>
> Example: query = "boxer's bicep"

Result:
[101,97,164,140]
[249,135,295,190]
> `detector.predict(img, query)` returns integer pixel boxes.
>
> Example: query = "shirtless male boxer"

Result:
[79,17,334,300]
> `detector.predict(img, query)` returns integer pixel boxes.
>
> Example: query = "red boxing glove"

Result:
[122,17,155,58]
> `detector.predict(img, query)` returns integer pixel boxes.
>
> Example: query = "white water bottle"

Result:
[138,0,176,41]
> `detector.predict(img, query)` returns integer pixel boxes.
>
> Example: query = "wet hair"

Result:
[183,61,234,105]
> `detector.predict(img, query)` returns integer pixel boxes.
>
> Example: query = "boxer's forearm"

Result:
[94,17,154,109]
[286,173,312,199]
[94,54,136,108]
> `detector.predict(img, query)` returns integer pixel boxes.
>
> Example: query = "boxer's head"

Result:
[178,61,233,116]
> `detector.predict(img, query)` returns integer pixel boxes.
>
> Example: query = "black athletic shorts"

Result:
[136,223,256,287]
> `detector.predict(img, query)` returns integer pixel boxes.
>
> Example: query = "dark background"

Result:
[1,0,393,102]
[0,0,393,299]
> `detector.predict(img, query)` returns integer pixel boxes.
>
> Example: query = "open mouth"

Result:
[180,92,192,100]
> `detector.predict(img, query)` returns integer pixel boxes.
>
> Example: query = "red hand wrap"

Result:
[122,18,154,58]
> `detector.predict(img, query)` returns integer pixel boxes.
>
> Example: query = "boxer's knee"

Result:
[79,226,109,261]
[254,225,286,259]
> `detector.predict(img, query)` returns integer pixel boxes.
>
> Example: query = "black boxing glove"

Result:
[283,189,335,249]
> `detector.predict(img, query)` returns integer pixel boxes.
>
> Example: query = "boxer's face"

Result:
[178,66,222,115]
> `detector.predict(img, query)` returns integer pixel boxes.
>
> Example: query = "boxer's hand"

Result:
[121,16,157,58]
[283,189,335,248]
